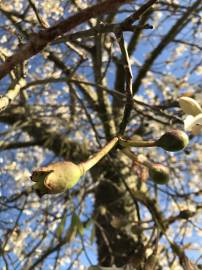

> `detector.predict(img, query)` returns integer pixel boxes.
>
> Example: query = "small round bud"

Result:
[149,163,169,185]
[156,130,189,152]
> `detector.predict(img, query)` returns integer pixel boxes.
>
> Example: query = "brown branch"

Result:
[115,1,158,134]
[0,140,42,150]
[116,31,133,135]
[0,77,26,112]
[0,0,131,80]
[28,0,49,28]
[0,105,89,162]
[121,0,158,27]
[52,23,152,44]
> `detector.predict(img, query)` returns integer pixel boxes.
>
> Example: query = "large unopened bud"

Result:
[156,130,189,152]
[31,137,118,197]
[149,163,169,185]
[31,161,83,197]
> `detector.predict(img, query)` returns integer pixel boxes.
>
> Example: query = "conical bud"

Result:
[31,161,83,197]
[156,130,189,152]
[149,163,169,185]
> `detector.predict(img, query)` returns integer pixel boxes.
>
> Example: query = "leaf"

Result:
[65,213,78,242]
[77,218,84,236]
[56,214,67,240]
[65,212,84,242]
[90,225,95,245]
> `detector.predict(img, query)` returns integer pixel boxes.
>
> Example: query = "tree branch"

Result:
[132,0,202,94]
[0,0,131,80]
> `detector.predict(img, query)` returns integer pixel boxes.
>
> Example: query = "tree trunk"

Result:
[94,153,145,268]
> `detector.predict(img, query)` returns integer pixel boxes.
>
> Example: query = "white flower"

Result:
[179,97,202,135]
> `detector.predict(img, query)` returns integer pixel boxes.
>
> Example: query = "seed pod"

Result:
[156,130,189,152]
[149,163,169,185]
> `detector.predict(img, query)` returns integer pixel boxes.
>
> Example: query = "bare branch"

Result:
[0,0,131,80]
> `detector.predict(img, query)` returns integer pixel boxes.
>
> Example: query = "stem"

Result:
[119,137,156,148]
[79,137,119,174]
[121,148,152,169]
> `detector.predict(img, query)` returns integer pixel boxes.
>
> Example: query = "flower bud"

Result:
[179,96,202,116]
[31,161,83,197]
[31,138,119,197]
[149,163,169,185]
[156,130,189,152]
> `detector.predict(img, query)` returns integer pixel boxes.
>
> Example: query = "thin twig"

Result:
[116,31,133,135]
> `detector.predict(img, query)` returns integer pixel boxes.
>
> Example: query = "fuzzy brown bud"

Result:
[156,130,189,152]
[31,161,83,197]
[149,163,169,185]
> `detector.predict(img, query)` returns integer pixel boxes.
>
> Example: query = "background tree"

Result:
[0,0,201,269]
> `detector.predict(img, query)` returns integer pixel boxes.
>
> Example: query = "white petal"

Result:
[190,113,202,126]
[184,115,195,131]
[191,125,202,135]
[184,113,202,135]
[179,97,202,116]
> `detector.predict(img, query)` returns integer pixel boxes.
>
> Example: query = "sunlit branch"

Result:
[0,0,132,80]
[0,77,26,112]
[52,23,152,45]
